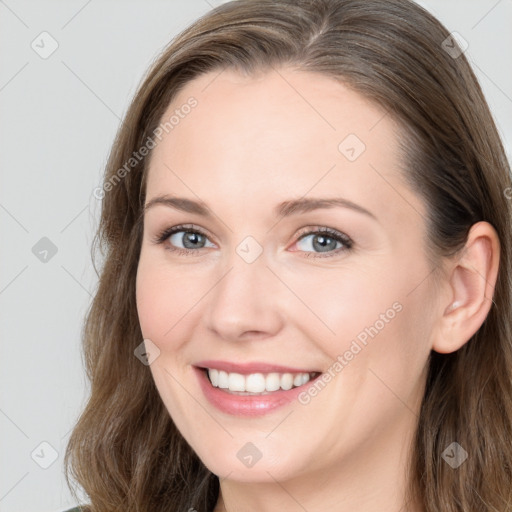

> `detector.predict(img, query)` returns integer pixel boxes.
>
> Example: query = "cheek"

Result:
[135,255,201,343]
[136,261,166,339]
[290,257,432,378]
[135,258,201,418]
[135,254,224,385]
[284,264,400,349]
[293,266,431,443]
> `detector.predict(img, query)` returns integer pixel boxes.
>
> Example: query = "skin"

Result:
[135,68,499,512]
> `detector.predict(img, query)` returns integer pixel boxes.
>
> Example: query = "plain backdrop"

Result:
[0,1,511,511]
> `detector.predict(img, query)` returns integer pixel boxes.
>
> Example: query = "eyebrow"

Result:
[143,194,377,220]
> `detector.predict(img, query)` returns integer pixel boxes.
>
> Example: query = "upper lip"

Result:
[194,360,321,375]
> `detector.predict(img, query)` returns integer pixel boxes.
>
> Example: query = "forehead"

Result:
[145,67,424,227]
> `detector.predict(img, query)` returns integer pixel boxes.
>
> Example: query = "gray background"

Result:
[0,1,510,511]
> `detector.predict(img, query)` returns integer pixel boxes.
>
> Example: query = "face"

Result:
[136,68,438,482]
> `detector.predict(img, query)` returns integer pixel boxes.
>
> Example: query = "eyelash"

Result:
[151,224,354,258]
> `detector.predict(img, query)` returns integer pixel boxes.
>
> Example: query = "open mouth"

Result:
[199,367,322,395]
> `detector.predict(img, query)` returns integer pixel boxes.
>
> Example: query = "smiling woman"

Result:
[63,1,512,511]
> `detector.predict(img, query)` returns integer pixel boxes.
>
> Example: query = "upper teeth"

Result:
[207,368,316,393]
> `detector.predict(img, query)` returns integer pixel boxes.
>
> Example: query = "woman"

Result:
[64,0,512,511]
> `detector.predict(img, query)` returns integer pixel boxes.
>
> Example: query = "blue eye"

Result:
[297,229,352,253]
[153,225,215,256]
[152,224,353,258]
[294,228,353,257]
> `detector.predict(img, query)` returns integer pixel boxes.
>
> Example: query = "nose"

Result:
[202,245,285,342]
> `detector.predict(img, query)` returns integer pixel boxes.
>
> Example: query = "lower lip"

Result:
[194,366,320,417]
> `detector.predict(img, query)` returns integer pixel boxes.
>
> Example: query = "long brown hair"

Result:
[64,1,512,510]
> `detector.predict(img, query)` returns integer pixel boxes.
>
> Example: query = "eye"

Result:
[152,224,215,256]
[292,227,353,258]
[152,224,353,258]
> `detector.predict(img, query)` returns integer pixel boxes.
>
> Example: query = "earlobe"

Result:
[432,221,500,354]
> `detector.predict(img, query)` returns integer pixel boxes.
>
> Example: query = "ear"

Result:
[432,221,500,354]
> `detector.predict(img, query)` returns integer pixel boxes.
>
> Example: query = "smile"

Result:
[206,368,320,394]
[193,366,323,416]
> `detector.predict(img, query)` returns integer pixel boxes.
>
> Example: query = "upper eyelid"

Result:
[169,224,215,243]
[161,224,349,238]
[158,224,353,249]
